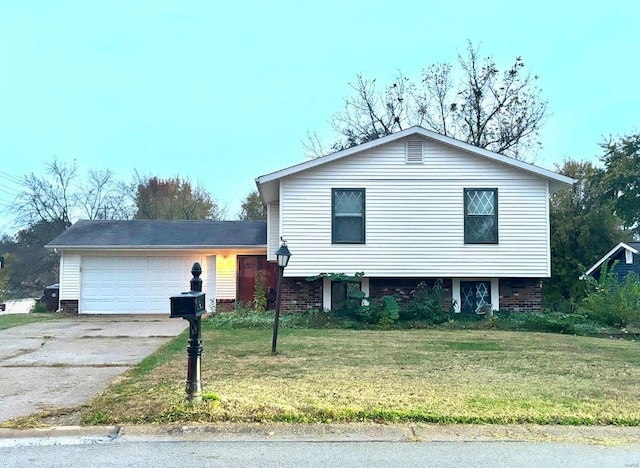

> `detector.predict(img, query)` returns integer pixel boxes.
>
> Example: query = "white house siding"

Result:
[278,136,550,279]
[215,254,237,299]
[267,202,279,261]
[59,254,81,300]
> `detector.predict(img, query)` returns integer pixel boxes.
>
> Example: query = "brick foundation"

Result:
[60,300,78,315]
[215,299,236,312]
[499,278,543,312]
[369,278,453,310]
[279,277,543,313]
[281,277,323,312]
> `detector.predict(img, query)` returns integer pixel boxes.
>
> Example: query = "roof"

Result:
[584,242,640,277]
[255,126,575,203]
[46,220,267,250]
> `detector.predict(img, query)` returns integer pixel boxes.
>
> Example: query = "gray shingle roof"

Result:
[46,220,267,249]
[629,242,640,251]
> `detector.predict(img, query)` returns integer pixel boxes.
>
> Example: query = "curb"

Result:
[2,423,639,445]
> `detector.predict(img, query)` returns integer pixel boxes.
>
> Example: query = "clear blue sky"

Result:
[1,0,638,236]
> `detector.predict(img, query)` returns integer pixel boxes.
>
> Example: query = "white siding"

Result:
[279,136,551,278]
[215,254,237,299]
[59,254,81,300]
[267,202,279,261]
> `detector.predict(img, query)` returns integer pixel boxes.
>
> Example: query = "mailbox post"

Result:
[170,262,206,401]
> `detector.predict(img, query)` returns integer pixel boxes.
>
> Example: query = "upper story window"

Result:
[332,188,365,244]
[464,188,498,244]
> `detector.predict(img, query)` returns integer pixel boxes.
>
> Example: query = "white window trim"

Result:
[323,277,369,310]
[452,278,499,313]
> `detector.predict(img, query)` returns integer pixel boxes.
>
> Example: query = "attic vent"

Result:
[406,140,423,164]
[626,249,633,264]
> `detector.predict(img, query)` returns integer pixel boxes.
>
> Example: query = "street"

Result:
[1,437,640,467]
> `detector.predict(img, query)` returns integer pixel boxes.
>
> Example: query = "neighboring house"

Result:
[583,242,640,282]
[256,126,574,313]
[46,220,275,314]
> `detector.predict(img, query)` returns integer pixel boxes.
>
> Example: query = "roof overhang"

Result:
[583,242,639,278]
[46,244,267,251]
[255,126,575,203]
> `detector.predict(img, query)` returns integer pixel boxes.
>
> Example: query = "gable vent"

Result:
[406,140,423,164]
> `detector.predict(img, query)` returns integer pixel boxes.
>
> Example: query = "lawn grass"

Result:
[0,313,56,330]
[80,324,640,426]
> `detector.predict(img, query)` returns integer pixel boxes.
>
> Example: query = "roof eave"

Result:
[46,244,268,251]
[583,242,639,277]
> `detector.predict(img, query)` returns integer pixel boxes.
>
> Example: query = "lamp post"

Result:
[271,241,291,355]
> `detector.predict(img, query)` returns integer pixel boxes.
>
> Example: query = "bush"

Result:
[30,301,50,314]
[372,296,400,327]
[401,280,451,325]
[581,263,640,327]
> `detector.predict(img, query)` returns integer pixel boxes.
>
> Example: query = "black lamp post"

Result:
[271,241,291,355]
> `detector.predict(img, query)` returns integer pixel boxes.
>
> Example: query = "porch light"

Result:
[276,243,291,268]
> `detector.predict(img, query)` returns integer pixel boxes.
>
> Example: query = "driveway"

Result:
[0,316,188,423]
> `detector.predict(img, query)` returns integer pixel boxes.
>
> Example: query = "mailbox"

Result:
[170,291,206,318]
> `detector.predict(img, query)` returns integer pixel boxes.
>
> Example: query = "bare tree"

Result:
[307,41,548,160]
[13,158,134,233]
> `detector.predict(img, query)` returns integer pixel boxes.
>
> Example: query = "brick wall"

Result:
[499,278,543,312]
[215,299,236,312]
[60,300,78,315]
[369,278,453,310]
[281,277,323,312]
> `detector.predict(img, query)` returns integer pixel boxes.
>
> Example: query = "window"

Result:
[460,281,491,314]
[332,189,365,244]
[464,188,498,244]
[331,281,361,311]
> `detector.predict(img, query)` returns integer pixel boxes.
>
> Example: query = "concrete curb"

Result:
[2,423,639,445]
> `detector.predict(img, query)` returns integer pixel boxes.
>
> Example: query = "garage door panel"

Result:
[81,255,208,314]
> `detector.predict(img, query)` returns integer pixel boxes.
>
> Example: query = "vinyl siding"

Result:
[59,254,81,300]
[215,254,237,299]
[277,136,550,278]
[267,202,279,261]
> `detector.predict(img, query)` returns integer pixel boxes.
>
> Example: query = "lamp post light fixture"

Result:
[271,241,291,355]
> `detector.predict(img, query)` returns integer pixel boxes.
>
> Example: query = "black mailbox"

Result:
[170,291,206,318]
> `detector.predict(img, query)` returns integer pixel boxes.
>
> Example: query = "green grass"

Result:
[76,325,640,427]
[0,313,56,330]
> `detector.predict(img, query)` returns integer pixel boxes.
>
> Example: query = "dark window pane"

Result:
[334,217,363,243]
[333,189,365,244]
[464,189,498,244]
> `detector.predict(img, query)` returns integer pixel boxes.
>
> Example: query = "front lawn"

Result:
[0,313,56,330]
[80,325,640,426]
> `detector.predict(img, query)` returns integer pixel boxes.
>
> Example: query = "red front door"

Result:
[237,256,278,305]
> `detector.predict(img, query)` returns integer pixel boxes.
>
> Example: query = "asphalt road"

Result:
[1,438,639,467]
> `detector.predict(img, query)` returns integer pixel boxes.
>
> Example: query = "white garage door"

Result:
[80,256,209,314]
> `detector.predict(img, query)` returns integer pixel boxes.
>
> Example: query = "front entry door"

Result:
[237,256,278,305]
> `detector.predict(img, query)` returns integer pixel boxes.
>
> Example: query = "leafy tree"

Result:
[600,134,640,237]
[307,41,547,160]
[239,190,266,221]
[543,159,627,305]
[134,176,224,220]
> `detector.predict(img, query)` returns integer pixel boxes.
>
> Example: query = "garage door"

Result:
[80,256,209,314]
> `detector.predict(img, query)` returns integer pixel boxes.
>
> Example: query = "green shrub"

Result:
[30,301,50,314]
[253,271,267,313]
[402,280,451,325]
[581,262,640,327]
[374,296,400,327]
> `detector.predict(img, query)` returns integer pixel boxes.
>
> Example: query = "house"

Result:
[583,242,640,282]
[46,220,275,314]
[256,126,574,313]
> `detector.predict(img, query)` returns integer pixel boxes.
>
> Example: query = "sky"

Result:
[0,0,638,236]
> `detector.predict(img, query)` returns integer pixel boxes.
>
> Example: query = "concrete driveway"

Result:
[0,316,188,423]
